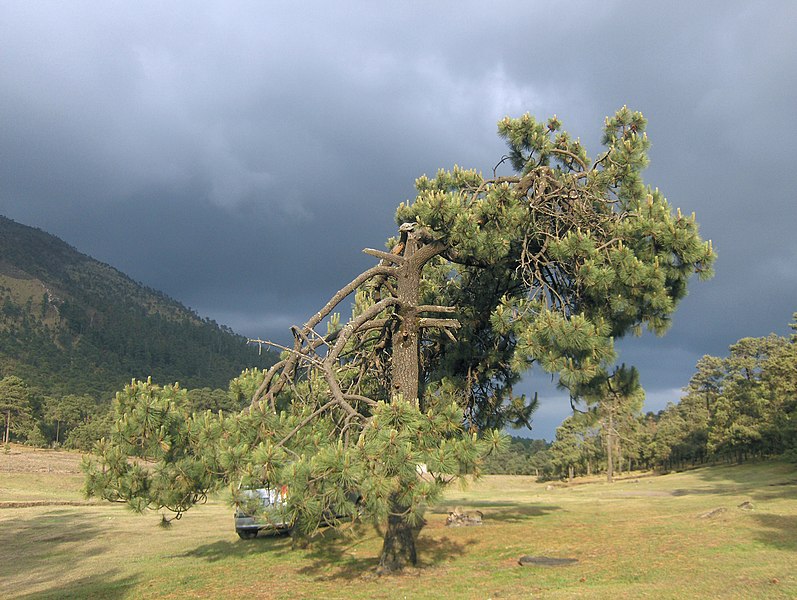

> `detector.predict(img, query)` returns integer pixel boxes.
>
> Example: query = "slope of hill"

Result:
[0,215,276,397]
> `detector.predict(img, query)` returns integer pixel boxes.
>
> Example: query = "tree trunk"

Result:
[392,235,422,405]
[377,495,418,574]
[4,410,10,444]
[379,229,443,573]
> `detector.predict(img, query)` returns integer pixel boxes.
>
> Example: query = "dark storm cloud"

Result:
[2,1,796,438]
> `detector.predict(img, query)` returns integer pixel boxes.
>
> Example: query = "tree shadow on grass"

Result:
[429,501,562,524]
[178,531,294,562]
[18,571,140,600]
[482,503,561,523]
[180,527,382,580]
[295,531,380,581]
[749,513,797,552]
[182,502,558,581]
[294,527,475,581]
[689,460,797,501]
[0,509,140,599]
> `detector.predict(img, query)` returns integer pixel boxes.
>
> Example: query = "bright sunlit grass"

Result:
[1,446,795,599]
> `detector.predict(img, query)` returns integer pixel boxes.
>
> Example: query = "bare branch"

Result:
[550,147,587,171]
[406,240,446,268]
[492,154,510,178]
[246,339,323,366]
[343,394,378,407]
[416,305,457,314]
[276,399,337,449]
[328,297,403,363]
[304,265,396,333]
[363,248,406,264]
[356,318,392,331]
[250,264,396,407]
[322,362,360,419]
[418,318,461,329]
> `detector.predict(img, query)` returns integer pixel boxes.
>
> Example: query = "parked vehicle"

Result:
[234,485,291,539]
[234,484,362,539]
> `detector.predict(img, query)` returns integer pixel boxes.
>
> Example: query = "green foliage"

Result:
[83,108,712,569]
[64,411,114,451]
[84,378,221,515]
[84,378,504,532]
[481,436,550,475]
[397,107,713,431]
[603,313,797,472]
[571,365,645,472]
[0,375,33,443]
[548,416,591,480]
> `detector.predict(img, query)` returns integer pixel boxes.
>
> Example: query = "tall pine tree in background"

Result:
[0,375,32,444]
[568,365,645,482]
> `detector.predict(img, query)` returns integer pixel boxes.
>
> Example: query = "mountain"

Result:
[0,215,276,398]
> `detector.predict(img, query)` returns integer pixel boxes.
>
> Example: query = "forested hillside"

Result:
[0,215,276,398]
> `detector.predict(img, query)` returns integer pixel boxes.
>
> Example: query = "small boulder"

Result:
[518,555,579,567]
[446,508,484,527]
[698,507,727,519]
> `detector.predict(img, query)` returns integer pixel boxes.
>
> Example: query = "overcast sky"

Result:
[2,1,795,439]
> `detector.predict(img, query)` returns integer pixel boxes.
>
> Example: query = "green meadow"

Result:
[1,446,795,599]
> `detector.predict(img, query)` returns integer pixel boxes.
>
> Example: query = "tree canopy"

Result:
[85,107,714,573]
[1,375,31,444]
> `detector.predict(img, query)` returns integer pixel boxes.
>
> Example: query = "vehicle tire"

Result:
[237,529,258,540]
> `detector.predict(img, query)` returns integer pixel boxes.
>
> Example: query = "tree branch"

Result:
[363,248,406,264]
[418,318,461,330]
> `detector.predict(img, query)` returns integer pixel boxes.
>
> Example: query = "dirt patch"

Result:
[0,445,85,474]
[0,500,95,509]
[518,555,579,567]
[608,490,674,498]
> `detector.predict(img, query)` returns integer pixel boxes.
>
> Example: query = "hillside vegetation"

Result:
[0,215,275,398]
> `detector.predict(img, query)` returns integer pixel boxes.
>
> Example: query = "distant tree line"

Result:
[544,313,797,480]
[481,437,551,476]
[0,370,265,451]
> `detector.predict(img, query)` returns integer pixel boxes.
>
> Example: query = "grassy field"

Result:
[1,445,795,599]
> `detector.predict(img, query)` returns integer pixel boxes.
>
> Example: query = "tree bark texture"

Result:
[378,494,418,574]
[379,230,443,571]
[392,234,423,405]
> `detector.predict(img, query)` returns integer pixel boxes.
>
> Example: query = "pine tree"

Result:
[707,335,786,461]
[566,365,645,482]
[84,108,713,573]
[765,315,797,453]
[0,375,32,444]
[549,416,591,481]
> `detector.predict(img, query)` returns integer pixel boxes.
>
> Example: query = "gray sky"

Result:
[2,1,796,439]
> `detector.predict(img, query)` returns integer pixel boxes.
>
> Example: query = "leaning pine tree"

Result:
[84,107,714,573]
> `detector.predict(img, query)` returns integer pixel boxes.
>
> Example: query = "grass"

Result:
[1,445,796,599]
